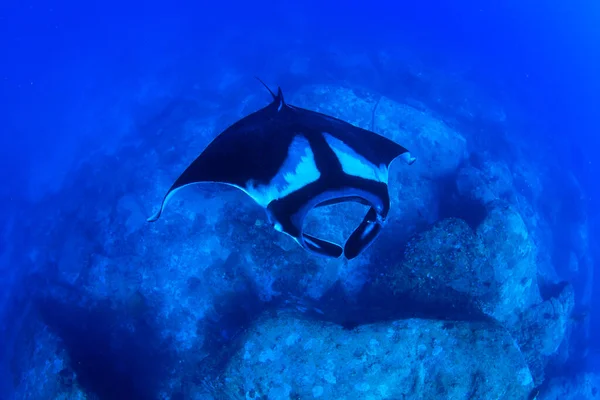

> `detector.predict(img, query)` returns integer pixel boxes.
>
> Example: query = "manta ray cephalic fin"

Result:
[301,233,344,258]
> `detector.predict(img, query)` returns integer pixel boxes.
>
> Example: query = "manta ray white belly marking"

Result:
[322,133,389,183]
[244,134,321,208]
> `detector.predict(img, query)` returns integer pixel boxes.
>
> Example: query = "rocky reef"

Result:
[1,80,593,400]
[222,314,533,399]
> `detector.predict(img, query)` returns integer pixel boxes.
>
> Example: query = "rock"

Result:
[513,283,575,385]
[386,218,495,303]
[456,159,514,206]
[454,157,560,290]
[379,197,552,372]
[376,97,468,179]
[57,229,91,285]
[543,372,600,400]
[383,205,542,325]
[221,314,533,399]
[456,165,497,205]
[116,194,147,237]
[476,200,541,323]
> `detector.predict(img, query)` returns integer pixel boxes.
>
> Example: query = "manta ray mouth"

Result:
[300,196,385,260]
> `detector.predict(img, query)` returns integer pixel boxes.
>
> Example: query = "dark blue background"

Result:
[1,0,598,196]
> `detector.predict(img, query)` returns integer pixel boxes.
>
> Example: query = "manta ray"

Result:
[148,80,415,260]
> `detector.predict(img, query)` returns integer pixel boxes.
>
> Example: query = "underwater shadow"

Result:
[197,287,268,377]
[36,295,173,400]
[436,172,488,230]
[296,280,493,330]
[181,257,273,395]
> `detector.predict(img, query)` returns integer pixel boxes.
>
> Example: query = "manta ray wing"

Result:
[147,94,295,222]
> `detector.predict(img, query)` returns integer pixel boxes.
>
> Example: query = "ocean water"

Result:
[1,0,598,399]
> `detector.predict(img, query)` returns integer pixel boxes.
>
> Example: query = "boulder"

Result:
[476,200,541,323]
[513,283,575,385]
[456,159,514,206]
[386,218,495,304]
[221,314,533,399]
[543,372,600,400]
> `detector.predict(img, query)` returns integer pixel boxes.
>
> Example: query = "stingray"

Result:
[148,80,416,260]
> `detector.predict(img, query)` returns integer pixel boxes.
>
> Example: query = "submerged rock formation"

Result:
[386,217,495,304]
[476,200,541,323]
[221,314,533,399]
[543,372,600,400]
[381,198,573,394]
[6,81,587,400]
[513,282,575,385]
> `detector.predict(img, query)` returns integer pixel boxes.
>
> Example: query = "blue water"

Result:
[1,0,599,399]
